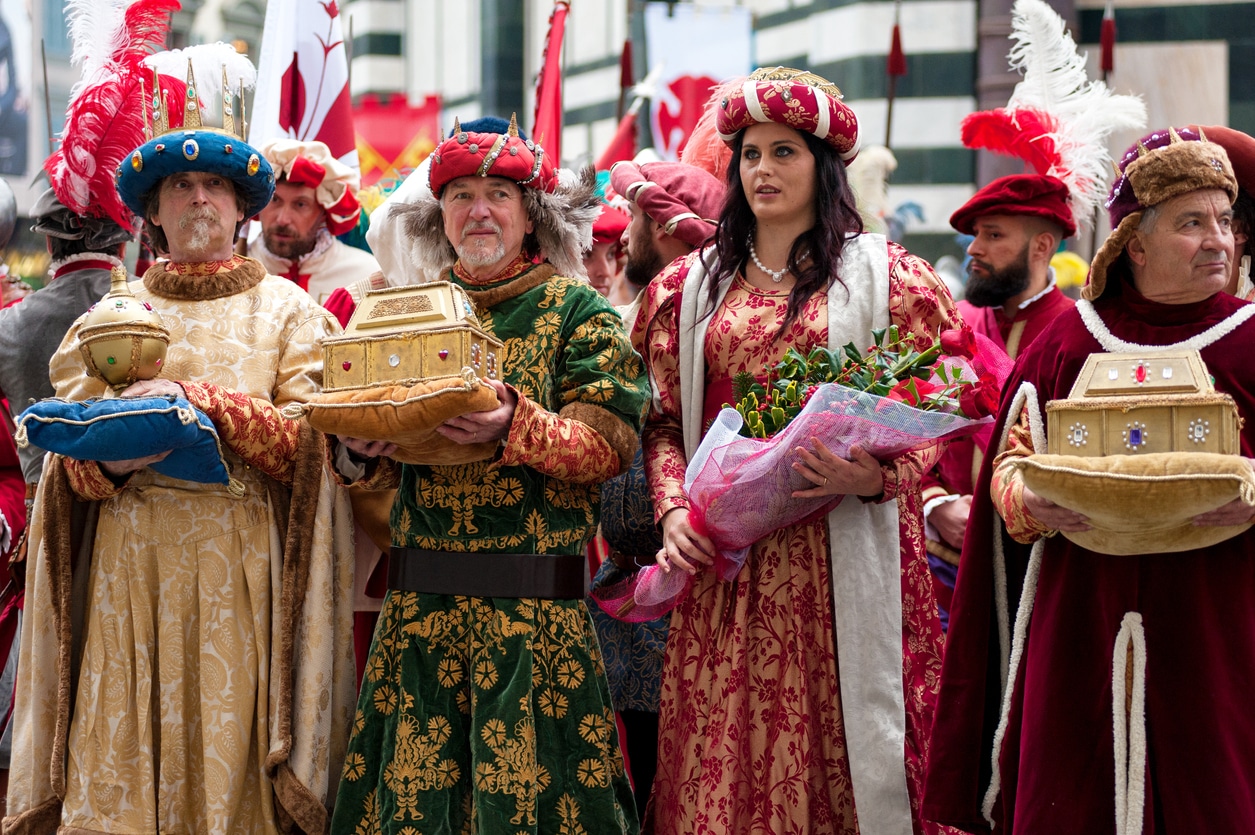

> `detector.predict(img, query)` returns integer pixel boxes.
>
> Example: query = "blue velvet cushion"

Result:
[16,395,231,484]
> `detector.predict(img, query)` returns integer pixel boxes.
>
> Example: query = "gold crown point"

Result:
[1137,141,1150,157]
[1168,126,1183,144]
[452,117,461,136]
[1198,125,1210,143]
[508,113,519,138]
[182,59,203,130]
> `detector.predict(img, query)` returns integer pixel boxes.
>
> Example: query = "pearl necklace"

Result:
[747,233,803,283]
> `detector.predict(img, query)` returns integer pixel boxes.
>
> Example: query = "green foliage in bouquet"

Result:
[729,325,985,439]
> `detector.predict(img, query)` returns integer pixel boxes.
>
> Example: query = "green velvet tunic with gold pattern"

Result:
[332,260,648,835]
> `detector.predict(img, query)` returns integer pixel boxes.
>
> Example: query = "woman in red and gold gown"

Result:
[633,67,964,835]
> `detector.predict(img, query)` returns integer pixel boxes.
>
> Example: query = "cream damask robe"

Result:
[5,261,356,835]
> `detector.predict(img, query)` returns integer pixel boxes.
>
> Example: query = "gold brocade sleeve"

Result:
[495,394,623,484]
[636,257,690,524]
[181,381,302,484]
[991,406,1052,543]
[63,456,127,500]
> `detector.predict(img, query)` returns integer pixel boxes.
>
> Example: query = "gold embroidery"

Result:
[556,794,589,834]
[383,714,462,822]
[415,465,525,538]
[473,715,549,826]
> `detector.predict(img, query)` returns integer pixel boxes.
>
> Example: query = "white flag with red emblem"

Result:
[644,4,751,161]
[250,0,358,169]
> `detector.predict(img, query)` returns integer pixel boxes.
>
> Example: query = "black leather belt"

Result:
[388,546,588,599]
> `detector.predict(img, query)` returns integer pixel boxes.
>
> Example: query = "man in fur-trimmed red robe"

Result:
[925,130,1255,834]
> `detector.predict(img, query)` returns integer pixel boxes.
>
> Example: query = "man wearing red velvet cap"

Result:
[249,138,380,303]
[921,173,1077,628]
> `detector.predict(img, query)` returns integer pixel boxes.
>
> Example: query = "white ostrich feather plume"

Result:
[143,41,257,104]
[1004,0,1146,226]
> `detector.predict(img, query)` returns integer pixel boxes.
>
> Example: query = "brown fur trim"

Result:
[461,263,556,310]
[559,402,640,477]
[1125,140,1237,211]
[142,257,267,300]
[264,421,328,833]
[1083,213,1141,301]
[524,166,601,279]
[393,197,457,278]
[2,797,64,834]
[44,458,75,801]
[271,763,327,835]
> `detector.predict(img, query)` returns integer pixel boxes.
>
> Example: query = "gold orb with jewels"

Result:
[77,265,170,389]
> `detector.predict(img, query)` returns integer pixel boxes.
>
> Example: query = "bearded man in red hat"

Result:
[922,174,1076,628]
[249,138,380,304]
[329,116,647,834]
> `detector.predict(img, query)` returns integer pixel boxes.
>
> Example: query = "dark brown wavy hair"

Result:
[702,130,864,334]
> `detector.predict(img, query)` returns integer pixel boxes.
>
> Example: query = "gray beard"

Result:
[178,209,219,256]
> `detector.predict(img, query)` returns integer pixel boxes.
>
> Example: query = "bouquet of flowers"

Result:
[594,326,1010,622]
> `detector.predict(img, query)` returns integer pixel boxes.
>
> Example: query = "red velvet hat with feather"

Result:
[956,0,1145,236]
[43,0,182,235]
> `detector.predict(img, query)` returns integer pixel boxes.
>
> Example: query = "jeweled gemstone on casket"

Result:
[106,357,116,365]
[1163,367,1173,379]
[342,361,352,371]
[439,349,449,359]
[1135,364,1147,383]
[1109,368,1119,380]
[388,354,401,367]
[1072,427,1085,444]
[1129,428,1143,445]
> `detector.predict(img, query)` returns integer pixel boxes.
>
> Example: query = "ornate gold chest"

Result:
[321,281,504,391]
[1045,350,1240,456]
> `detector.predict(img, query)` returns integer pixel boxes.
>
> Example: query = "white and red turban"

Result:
[258,139,362,235]
[714,66,860,165]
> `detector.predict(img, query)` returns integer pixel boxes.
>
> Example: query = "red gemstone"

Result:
[1135,364,1146,383]
[439,349,449,360]
[342,361,352,371]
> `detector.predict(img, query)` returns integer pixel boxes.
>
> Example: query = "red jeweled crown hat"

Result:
[427,113,558,197]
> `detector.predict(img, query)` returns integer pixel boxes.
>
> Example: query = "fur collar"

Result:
[459,262,556,309]
[143,257,268,300]
[393,166,602,280]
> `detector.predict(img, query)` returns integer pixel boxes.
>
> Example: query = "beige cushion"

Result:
[300,370,500,465]
[1012,452,1255,555]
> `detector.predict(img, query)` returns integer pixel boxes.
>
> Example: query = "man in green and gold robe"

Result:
[330,115,647,834]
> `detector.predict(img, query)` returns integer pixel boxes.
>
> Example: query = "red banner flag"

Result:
[352,94,443,187]
[888,24,907,77]
[1100,1,1117,76]
[532,0,570,163]
[596,109,639,171]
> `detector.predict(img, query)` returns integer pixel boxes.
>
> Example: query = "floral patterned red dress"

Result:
[634,242,963,834]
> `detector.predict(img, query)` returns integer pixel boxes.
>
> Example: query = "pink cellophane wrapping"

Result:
[593,371,996,622]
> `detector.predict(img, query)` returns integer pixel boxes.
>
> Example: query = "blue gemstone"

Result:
[1129,428,1143,445]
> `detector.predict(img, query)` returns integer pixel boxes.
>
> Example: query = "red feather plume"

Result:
[44,0,180,232]
[959,107,1060,177]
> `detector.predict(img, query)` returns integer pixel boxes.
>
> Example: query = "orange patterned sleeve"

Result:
[64,456,128,500]
[495,394,622,484]
[181,380,302,484]
[990,406,1052,543]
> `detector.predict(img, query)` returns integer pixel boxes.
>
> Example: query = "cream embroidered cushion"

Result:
[1013,452,1255,555]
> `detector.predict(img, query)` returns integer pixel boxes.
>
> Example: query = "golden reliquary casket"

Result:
[1011,349,1255,555]
[292,281,505,465]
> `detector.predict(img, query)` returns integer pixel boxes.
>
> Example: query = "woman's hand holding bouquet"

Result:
[593,326,1010,622]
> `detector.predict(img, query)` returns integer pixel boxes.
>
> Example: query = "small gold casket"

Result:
[321,282,504,391]
[1045,350,1240,457]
